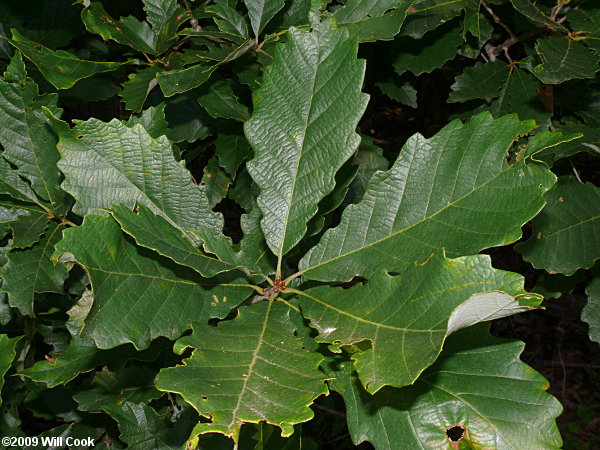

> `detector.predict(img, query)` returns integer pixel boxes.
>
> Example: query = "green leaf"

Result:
[488,66,551,128]
[567,6,600,52]
[400,0,465,38]
[345,136,389,204]
[120,66,160,113]
[157,39,255,96]
[8,29,128,90]
[531,37,600,84]
[520,129,582,160]
[214,131,252,179]
[0,334,21,407]
[0,156,40,205]
[4,50,26,83]
[516,177,600,275]
[53,116,225,242]
[2,222,68,316]
[126,104,169,139]
[509,0,568,32]
[536,122,600,165]
[202,156,232,208]
[300,112,555,281]
[197,78,250,121]
[19,336,159,388]
[376,77,418,108]
[0,70,68,209]
[392,20,463,76]
[81,0,182,55]
[103,401,198,449]
[53,215,253,349]
[207,4,250,38]
[110,203,235,278]
[299,252,539,392]
[583,278,600,344]
[244,0,286,37]
[8,211,48,248]
[333,0,415,42]
[449,60,511,103]
[331,325,562,449]
[73,366,161,412]
[163,92,214,143]
[156,301,327,442]
[244,23,368,269]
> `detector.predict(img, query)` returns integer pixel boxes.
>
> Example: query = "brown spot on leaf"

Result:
[559,196,564,202]
[162,178,167,182]
[45,355,56,364]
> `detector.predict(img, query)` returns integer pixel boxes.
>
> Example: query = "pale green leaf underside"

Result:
[53,215,253,349]
[300,112,556,281]
[583,278,600,343]
[332,326,562,449]
[300,252,537,393]
[245,22,368,261]
[516,177,600,275]
[156,301,327,442]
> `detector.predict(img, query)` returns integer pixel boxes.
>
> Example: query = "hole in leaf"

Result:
[76,135,84,140]
[446,424,465,442]
[202,396,208,400]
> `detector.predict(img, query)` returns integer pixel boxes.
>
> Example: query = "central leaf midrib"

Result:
[275,33,322,265]
[303,160,527,275]
[227,300,273,432]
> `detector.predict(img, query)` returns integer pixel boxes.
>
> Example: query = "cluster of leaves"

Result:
[0,0,598,448]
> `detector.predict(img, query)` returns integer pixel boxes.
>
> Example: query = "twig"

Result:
[183,0,201,32]
[570,159,584,183]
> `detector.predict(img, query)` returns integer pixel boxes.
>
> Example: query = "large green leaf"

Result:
[0,334,20,407]
[53,116,230,253]
[299,113,555,282]
[531,37,600,84]
[331,325,562,449]
[299,252,539,392]
[332,0,415,42]
[516,177,600,275]
[8,29,128,90]
[244,0,286,37]
[0,58,68,209]
[53,215,253,349]
[244,22,368,270]
[2,222,68,316]
[156,301,327,442]
[583,278,600,344]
